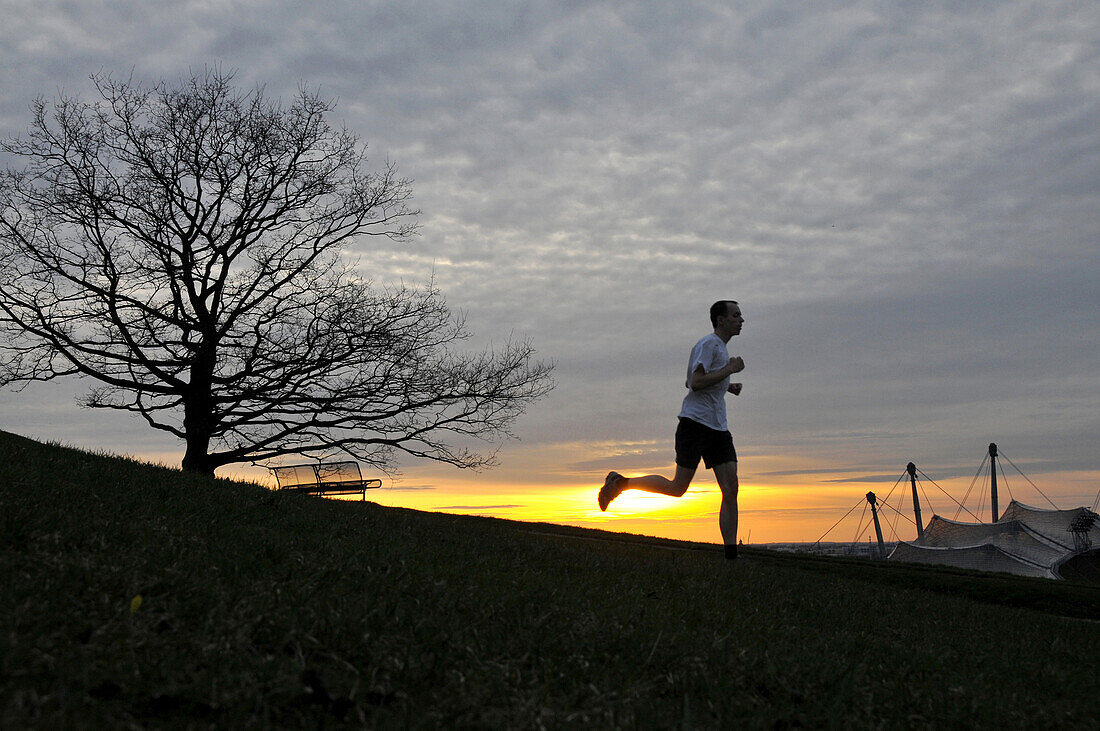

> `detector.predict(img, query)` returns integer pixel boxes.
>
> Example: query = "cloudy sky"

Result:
[2,1,1098,543]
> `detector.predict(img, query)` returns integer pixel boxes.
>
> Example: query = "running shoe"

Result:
[598,471,624,511]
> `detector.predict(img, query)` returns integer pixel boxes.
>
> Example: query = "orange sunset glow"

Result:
[222,442,1099,547]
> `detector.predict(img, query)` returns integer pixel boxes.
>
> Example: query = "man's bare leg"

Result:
[600,465,695,510]
[713,460,739,558]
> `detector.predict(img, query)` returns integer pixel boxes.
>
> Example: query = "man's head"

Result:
[710,300,743,339]
[709,300,740,327]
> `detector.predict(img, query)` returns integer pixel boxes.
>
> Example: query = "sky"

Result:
[1,1,1098,544]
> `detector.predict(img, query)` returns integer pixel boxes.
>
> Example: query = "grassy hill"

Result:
[1,429,1098,728]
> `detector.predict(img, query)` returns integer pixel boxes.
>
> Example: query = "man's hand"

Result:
[728,382,742,396]
[689,357,745,391]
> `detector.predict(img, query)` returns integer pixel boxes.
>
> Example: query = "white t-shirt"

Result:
[678,333,730,432]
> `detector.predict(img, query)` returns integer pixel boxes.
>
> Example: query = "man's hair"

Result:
[709,300,739,327]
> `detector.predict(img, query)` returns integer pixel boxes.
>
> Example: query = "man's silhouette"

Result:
[599,300,745,559]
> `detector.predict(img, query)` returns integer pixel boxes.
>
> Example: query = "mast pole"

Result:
[908,462,924,539]
[989,442,999,522]
[866,492,887,559]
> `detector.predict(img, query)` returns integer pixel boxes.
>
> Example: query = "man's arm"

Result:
[688,357,744,391]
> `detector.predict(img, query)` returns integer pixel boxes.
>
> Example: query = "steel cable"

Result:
[953,454,988,522]
[811,497,866,548]
[920,468,983,523]
[1000,450,1060,510]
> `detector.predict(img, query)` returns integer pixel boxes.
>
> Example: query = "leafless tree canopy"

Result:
[0,69,553,475]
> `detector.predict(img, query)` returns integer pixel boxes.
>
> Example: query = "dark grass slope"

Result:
[2,429,1098,728]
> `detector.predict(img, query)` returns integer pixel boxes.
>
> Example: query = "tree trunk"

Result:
[181,349,217,476]
[181,437,217,476]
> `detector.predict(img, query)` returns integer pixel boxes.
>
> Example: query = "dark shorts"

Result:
[675,417,737,470]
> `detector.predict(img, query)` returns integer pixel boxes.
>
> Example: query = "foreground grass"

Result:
[1,430,1098,728]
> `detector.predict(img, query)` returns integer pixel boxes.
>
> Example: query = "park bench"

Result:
[270,460,381,500]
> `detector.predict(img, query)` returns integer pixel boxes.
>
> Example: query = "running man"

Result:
[598,300,745,559]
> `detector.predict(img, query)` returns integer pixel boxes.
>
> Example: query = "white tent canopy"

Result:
[888,501,1099,579]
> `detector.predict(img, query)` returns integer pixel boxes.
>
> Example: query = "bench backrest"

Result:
[271,460,363,489]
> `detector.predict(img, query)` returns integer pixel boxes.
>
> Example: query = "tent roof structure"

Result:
[889,500,1099,580]
[890,541,1056,579]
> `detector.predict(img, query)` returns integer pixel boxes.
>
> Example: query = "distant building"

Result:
[761,541,897,559]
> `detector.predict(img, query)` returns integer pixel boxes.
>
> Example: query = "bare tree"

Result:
[0,69,553,476]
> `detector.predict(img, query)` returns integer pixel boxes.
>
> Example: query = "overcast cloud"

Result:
[2,1,1098,536]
